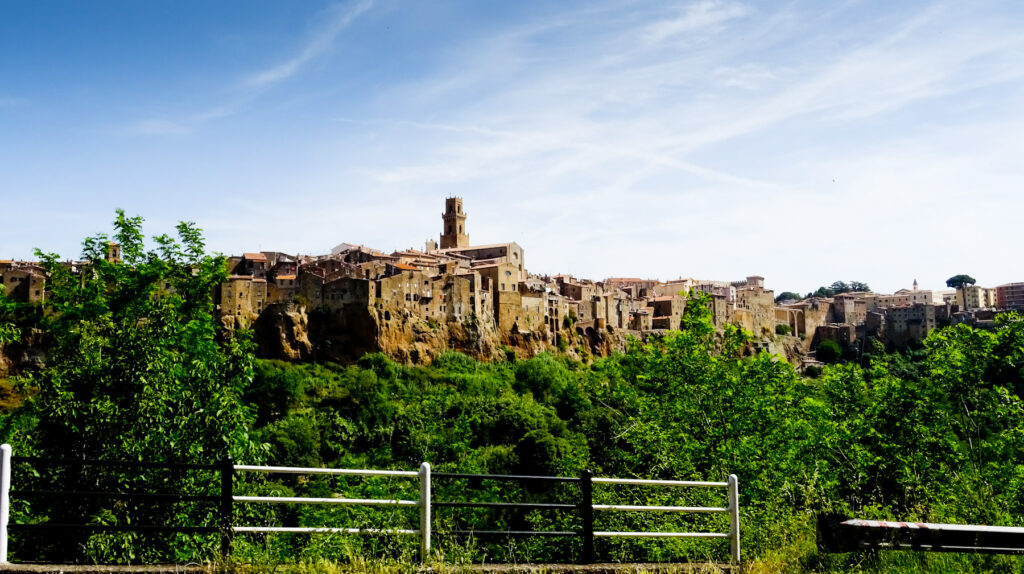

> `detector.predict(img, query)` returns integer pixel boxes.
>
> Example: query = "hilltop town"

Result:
[3,198,1023,367]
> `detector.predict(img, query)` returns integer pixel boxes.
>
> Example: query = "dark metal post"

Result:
[220,456,233,558]
[580,469,594,564]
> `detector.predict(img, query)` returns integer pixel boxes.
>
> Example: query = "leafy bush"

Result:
[816,339,842,363]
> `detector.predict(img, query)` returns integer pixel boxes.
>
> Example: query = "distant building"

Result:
[996,282,1024,311]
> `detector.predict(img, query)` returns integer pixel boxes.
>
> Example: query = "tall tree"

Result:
[946,274,977,310]
[12,210,262,562]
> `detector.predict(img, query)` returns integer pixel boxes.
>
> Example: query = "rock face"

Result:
[254,304,313,360]
[0,328,47,379]
[250,301,644,364]
[253,301,510,364]
[247,302,809,367]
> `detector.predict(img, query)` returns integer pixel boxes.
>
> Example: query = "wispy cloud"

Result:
[245,0,374,88]
[714,63,779,90]
[68,0,1024,289]
[125,0,374,136]
[0,97,25,107]
[642,0,749,45]
[328,0,1024,286]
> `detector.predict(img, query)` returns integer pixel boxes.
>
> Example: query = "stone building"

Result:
[730,277,775,337]
[218,273,267,325]
[882,303,939,345]
[0,264,47,304]
[199,197,807,363]
[832,293,868,325]
[648,293,686,330]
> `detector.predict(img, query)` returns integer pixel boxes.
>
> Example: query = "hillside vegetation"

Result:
[2,215,1024,572]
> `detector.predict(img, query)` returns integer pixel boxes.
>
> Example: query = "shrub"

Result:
[816,339,842,363]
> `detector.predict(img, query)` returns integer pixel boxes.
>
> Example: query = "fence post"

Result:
[220,456,234,558]
[580,468,594,564]
[1,444,10,564]
[419,462,431,561]
[727,473,740,565]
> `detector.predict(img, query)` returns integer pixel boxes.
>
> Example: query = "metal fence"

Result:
[0,444,740,564]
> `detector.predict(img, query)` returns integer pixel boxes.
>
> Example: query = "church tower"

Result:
[440,197,469,249]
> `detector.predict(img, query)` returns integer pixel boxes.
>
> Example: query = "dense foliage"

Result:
[232,304,1024,571]
[775,292,802,304]
[1,212,261,562]
[3,216,1024,571]
[806,281,871,299]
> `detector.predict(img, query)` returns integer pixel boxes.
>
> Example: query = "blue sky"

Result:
[2,0,1022,294]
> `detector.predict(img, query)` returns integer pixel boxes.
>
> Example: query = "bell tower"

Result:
[440,197,469,249]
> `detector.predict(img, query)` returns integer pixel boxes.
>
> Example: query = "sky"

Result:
[2,0,1022,295]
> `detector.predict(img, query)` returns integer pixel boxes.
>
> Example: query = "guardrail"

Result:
[0,444,740,564]
[818,514,1024,555]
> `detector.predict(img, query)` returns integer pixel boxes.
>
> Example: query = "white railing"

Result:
[591,474,740,564]
[0,445,739,565]
[232,461,432,559]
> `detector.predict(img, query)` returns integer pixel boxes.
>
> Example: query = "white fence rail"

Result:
[231,461,432,558]
[0,444,739,565]
[590,473,740,563]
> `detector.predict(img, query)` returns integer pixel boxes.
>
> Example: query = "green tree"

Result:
[816,339,842,363]
[830,281,851,294]
[946,273,977,310]
[808,286,835,298]
[12,211,262,562]
[849,281,871,293]
[774,291,802,304]
[807,281,871,299]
